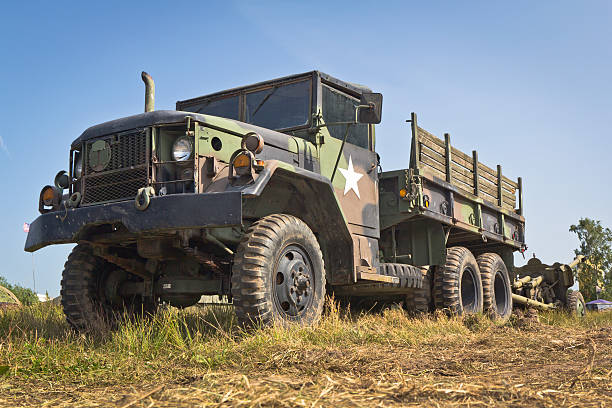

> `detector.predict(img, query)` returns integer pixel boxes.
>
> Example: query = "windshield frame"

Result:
[178,76,314,133]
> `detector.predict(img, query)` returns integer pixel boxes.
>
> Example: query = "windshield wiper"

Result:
[194,100,212,114]
[251,86,278,117]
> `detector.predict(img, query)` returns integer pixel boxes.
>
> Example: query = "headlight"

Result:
[74,153,82,179]
[172,137,193,161]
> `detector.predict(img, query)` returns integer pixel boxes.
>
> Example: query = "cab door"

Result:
[317,84,382,275]
[318,84,380,237]
[319,123,380,276]
[319,124,380,277]
[322,135,379,238]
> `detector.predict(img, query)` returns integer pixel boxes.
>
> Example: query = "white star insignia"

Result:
[338,155,363,199]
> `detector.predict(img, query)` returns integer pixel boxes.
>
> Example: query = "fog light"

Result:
[42,186,55,206]
[233,152,251,168]
[241,132,264,154]
[54,170,70,189]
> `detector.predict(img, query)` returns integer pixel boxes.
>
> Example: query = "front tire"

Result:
[61,245,113,331]
[231,214,325,327]
[434,247,483,315]
[476,253,513,321]
[60,244,155,331]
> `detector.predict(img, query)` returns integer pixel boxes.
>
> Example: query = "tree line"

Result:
[570,217,612,301]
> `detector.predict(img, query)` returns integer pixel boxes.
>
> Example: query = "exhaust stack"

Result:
[141,71,155,112]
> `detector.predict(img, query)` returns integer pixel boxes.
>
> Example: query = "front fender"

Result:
[241,160,354,285]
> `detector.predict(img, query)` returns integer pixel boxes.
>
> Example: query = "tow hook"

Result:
[67,192,81,208]
[135,187,155,211]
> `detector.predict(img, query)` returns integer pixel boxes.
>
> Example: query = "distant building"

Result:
[586,299,612,312]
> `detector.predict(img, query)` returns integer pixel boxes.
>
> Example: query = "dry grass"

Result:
[0,301,610,407]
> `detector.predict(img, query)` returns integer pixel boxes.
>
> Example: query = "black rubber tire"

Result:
[476,253,513,322]
[60,244,113,331]
[405,266,434,313]
[433,247,483,315]
[231,214,325,327]
[60,244,155,331]
[566,290,586,317]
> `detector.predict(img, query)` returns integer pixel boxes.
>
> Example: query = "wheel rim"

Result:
[273,244,315,317]
[493,269,510,316]
[461,267,479,313]
[576,298,586,317]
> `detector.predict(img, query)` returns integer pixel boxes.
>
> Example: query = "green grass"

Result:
[0,302,610,407]
[0,302,609,384]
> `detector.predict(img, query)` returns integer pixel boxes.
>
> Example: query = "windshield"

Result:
[183,95,239,120]
[181,79,311,130]
[245,80,311,129]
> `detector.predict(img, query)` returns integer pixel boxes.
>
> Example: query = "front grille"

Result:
[86,131,147,173]
[82,168,148,205]
[82,130,149,205]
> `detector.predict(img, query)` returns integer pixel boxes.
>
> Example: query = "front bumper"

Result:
[24,192,242,252]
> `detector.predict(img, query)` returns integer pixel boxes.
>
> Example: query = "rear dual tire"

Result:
[433,247,513,321]
[434,247,484,315]
[476,253,513,322]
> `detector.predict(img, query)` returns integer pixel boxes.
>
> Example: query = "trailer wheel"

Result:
[61,244,155,331]
[476,253,513,321]
[231,214,325,327]
[405,266,434,313]
[434,247,483,315]
[566,291,586,317]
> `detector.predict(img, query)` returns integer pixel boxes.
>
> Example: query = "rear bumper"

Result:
[24,192,242,252]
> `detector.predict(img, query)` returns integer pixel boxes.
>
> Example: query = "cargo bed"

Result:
[378,113,525,267]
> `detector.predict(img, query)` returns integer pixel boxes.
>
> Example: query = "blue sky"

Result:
[1,1,611,296]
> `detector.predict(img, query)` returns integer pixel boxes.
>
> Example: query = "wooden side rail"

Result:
[409,112,522,214]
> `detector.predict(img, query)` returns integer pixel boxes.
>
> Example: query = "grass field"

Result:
[0,301,610,407]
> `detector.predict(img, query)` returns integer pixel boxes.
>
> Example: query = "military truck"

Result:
[25,71,527,329]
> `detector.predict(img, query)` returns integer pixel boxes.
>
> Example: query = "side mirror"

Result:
[357,92,383,124]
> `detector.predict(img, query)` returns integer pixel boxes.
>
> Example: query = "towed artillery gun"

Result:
[0,285,22,310]
[25,71,527,329]
[512,255,586,316]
